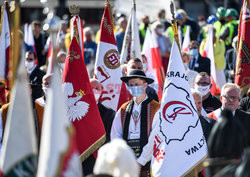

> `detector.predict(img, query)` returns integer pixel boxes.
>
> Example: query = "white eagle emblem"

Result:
[63,82,89,122]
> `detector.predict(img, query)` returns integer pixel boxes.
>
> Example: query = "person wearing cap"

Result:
[111,69,160,176]
[219,8,238,50]
[213,7,227,37]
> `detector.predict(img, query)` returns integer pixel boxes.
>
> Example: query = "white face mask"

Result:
[25,61,35,71]
[195,85,211,96]
[59,63,65,70]
[156,27,164,34]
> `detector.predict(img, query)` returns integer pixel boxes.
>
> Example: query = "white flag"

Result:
[182,25,191,52]
[151,41,207,176]
[94,4,122,111]
[0,57,38,176]
[37,66,82,177]
[120,3,142,64]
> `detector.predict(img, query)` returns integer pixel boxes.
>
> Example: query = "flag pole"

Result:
[170,1,182,53]
[133,0,136,11]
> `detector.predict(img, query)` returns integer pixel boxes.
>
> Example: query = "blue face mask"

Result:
[190,48,199,57]
[127,85,144,98]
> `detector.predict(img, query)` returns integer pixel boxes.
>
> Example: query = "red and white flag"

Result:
[150,41,207,176]
[182,25,191,52]
[142,28,165,101]
[37,66,82,177]
[202,26,224,95]
[0,56,38,176]
[94,4,122,111]
[62,31,106,161]
[46,36,53,74]
[120,3,142,64]
[0,3,11,105]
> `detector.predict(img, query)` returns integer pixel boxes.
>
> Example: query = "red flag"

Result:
[235,0,250,94]
[62,35,106,161]
[0,2,11,105]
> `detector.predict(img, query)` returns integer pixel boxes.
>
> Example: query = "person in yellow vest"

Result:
[219,8,238,51]
[111,69,160,177]
[139,15,151,46]
[213,7,227,38]
[200,27,226,89]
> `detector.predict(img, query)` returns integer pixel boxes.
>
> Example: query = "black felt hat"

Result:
[120,69,154,84]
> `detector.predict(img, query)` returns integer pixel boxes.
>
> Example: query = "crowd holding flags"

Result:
[0,2,11,105]
[0,0,250,176]
[235,0,250,95]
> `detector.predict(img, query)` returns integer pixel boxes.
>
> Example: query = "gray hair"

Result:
[221,83,241,96]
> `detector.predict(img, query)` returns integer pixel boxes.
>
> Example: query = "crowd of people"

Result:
[1,4,250,177]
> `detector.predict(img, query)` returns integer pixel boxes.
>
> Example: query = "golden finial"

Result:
[69,5,80,16]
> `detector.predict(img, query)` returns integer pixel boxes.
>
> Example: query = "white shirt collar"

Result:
[27,65,37,74]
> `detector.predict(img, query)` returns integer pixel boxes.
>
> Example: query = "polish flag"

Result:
[142,28,165,101]
[0,2,11,105]
[94,3,122,111]
[182,25,191,52]
[202,26,220,95]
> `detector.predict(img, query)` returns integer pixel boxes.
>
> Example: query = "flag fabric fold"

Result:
[37,66,82,177]
[0,58,38,177]
[202,26,224,95]
[94,3,122,111]
[70,16,84,58]
[0,3,11,105]
[235,0,250,95]
[182,25,190,52]
[151,40,207,176]
[24,23,36,52]
[142,28,165,101]
[120,3,142,64]
[62,31,106,161]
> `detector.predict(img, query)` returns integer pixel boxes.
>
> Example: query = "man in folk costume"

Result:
[111,69,160,177]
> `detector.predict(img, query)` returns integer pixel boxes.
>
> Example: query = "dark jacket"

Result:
[29,66,45,104]
[200,115,216,141]
[191,55,211,76]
